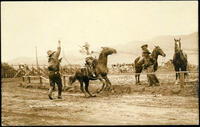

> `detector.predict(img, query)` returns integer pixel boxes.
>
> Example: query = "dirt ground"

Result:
[1,78,199,125]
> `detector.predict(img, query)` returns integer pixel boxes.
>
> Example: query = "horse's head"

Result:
[101,47,117,56]
[153,46,166,57]
[174,38,181,51]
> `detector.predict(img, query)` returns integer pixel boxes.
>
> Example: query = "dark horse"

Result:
[68,47,117,97]
[134,46,166,84]
[172,38,188,84]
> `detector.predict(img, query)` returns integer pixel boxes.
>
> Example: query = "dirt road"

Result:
[1,79,199,125]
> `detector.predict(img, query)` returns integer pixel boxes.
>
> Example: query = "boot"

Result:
[57,96,62,99]
[48,94,53,100]
[48,87,54,100]
[154,83,160,86]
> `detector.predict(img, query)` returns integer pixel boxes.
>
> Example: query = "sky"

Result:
[1,1,198,62]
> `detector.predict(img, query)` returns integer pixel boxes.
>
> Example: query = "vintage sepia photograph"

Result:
[1,1,199,125]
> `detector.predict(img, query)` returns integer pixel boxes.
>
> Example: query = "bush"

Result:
[1,63,17,78]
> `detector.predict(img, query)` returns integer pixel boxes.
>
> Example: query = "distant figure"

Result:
[47,40,63,100]
[172,38,188,84]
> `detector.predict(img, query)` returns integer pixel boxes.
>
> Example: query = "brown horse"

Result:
[68,47,117,97]
[134,46,166,84]
[172,38,188,84]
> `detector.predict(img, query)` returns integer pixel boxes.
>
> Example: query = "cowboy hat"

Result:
[47,50,55,57]
[141,44,148,49]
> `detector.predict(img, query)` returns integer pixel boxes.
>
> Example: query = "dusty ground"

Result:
[1,77,199,125]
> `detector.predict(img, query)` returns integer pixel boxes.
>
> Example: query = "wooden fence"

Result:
[21,71,198,89]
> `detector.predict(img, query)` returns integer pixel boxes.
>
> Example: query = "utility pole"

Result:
[35,46,40,75]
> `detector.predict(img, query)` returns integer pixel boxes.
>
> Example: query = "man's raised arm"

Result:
[55,40,61,57]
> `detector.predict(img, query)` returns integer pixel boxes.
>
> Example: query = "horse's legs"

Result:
[104,76,112,91]
[97,75,106,93]
[138,74,141,84]
[79,80,87,97]
[135,74,138,84]
[84,79,96,97]
[181,65,187,79]
[174,66,180,84]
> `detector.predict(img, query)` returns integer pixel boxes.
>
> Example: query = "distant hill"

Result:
[111,32,198,65]
[5,32,198,66]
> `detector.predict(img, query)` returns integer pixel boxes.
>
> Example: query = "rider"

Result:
[47,40,63,100]
[83,42,96,77]
[85,56,96,77]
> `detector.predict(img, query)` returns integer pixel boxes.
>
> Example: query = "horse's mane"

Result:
[151,47,158,59]
[134,57,141,65]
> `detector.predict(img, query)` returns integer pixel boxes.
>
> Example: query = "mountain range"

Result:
[5,32,198,66]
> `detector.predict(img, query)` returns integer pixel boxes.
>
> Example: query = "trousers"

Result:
[144,65,159,86]
[48,71,62,97]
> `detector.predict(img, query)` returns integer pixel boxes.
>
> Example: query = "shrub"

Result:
[1,63,17,78]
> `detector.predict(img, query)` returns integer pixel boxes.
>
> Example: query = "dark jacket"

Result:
[48,47,61,72]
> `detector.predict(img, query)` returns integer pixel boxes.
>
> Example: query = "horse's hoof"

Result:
[175,81,179,85]
[97,90,103,94]
[84,95,90,98]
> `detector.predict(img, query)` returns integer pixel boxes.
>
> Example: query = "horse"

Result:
[134,46,166,84]
[68,47,117,97]
[172,38,188,84]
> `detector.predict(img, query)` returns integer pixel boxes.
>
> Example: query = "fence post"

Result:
[40,76,43,84]
[22,76,25,82]
[63,76,66,86]
[180,71,185,88]
[28,76,31,83]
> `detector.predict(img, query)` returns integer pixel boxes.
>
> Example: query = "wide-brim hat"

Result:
[141,44,148,49]
[142,49,151,54]
[47,50,55,57]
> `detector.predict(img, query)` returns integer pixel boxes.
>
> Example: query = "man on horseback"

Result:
[82,42,96,78]
[47,40,63,100]
[85,56,96,78]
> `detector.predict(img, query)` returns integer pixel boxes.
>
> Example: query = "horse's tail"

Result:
[134,56,141,65]
[68,75,77,85]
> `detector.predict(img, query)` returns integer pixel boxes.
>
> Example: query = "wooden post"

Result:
[22,76,25,82]
[40,76,43,84]
[180,71,185,88]
[28,76,31,83]
[63,76,66,86]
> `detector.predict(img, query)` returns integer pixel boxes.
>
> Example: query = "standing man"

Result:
[141,48,160,87]
[47,40,62,100]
